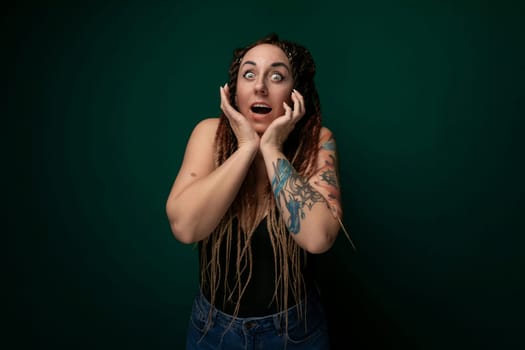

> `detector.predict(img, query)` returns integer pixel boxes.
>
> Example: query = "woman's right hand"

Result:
[220,84,260,149]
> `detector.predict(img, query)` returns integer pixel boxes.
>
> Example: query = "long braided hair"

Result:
[200,33,323,324]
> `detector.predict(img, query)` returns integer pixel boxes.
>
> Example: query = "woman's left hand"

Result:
[260,89,305,152]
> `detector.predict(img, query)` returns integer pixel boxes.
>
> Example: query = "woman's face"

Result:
[235,44,294,134]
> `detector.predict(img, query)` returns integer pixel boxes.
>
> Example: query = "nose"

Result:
[254,77,267,95]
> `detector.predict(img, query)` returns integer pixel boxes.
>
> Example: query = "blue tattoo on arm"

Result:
[271,158,324,234]
[321,138,336,151]
[271,159,292,199]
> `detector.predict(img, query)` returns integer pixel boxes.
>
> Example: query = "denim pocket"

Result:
[189,298,212,333]
[285,316,326,344]
[285,297,329,346]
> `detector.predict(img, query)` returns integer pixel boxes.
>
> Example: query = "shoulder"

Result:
[179,118,220,170]
[186,117,220,144]
[320,126,334,139]
[192,117,220,135]
[182,118,221,156]
[318,126,337,149]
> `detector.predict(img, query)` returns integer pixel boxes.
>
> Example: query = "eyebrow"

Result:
[242,60,290,72]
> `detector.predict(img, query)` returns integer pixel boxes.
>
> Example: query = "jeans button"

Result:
[244,321,256,329]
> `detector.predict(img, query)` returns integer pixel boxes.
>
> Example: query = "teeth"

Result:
[253,104,270,108]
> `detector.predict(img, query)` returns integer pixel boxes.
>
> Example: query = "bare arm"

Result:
[165,118,258,244]
[261,127,342,254]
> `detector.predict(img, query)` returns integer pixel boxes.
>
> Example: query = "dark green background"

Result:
[8,1,524,349]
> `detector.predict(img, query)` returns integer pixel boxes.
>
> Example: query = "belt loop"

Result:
[198,291,217,325]
[211,302,218,322]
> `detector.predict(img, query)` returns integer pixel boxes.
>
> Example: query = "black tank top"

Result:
[199,217,314,317]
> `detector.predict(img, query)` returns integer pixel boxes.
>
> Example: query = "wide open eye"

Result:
[270,73,284,81]
[243,71,256,79]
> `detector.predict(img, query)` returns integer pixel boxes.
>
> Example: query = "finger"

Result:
[221,83,232,101]
[290,91,300,117]
[220,86,237,119]
[292,89,305,119]
[219,86,229,114]
[289,93,302,125]
[296,90,305,116]
[283,101,293,120]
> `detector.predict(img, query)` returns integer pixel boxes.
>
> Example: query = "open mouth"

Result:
[250,104,272,114]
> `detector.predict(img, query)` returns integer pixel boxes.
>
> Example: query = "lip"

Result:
[250,101,272,109]
[248,101,273,121]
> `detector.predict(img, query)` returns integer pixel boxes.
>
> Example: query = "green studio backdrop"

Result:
[10,1,523,349]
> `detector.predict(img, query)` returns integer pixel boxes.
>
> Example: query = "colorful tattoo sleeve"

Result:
[271,158,324,234]
[312,134,342,219]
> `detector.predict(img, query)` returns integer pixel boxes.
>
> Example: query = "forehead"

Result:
[241,44,289,65]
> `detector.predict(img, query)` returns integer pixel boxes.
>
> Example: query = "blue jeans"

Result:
[185,290,330,349]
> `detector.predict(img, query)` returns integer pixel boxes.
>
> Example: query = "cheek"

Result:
[279,90,293,106]
[274,99,288,116]
[234,87,248,108]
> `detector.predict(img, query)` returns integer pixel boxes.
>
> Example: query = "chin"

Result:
[252,124,269,135]
[255,116,279,130]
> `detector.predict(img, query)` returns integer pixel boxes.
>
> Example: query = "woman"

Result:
[166,33,350,349]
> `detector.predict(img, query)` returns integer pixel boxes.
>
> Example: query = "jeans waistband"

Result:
[194,289,321,334]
